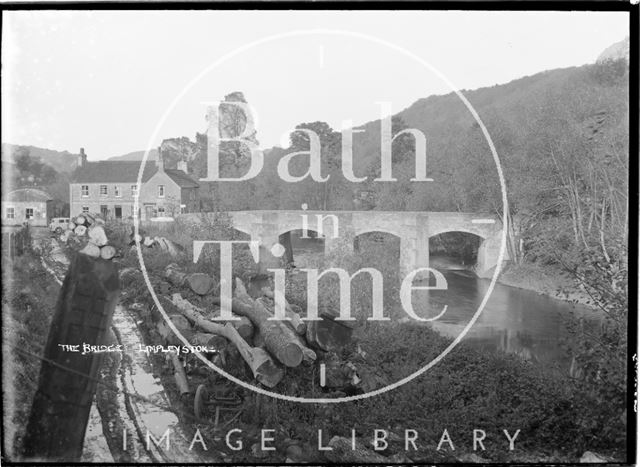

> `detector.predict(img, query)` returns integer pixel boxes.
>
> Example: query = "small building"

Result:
[138,163,200,219]
[2,188,53,227]
[69,148,200,221]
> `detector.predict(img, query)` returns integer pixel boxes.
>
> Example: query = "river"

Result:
[413,265,600,373]
[291,235,600,375]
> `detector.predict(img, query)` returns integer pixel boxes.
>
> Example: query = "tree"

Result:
[278,121,348,210]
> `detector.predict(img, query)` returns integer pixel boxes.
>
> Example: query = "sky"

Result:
[1,10,629,161]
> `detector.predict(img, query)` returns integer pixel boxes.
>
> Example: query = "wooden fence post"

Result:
[21,252,120,461]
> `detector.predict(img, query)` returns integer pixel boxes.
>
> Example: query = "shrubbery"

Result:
[111,214,627,461]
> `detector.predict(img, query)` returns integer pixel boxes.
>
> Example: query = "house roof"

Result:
[5,188,52,202]
[72,160,199,189]
[165,169,199,188]
[72,161,159,184]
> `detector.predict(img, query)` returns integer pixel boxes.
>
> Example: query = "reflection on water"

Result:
[412,269,600,372]
[288,236,600,373]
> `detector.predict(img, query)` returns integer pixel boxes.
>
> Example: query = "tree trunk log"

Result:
[79,243,100,258]
[171,293,253,341]
[169,353,190,395]
[191,332,228,351]
[256,297,316,363]
[260,287,306,335]
[305,306,355,352]
[74,225,87,236]
[156,314,193,346]
[100,245,116,260]
[185,273,216,295]
[88,225,108,247]
[165,264,188,286]
[231,279,314,367]
[164,264,217,295]
[170,294,283,388]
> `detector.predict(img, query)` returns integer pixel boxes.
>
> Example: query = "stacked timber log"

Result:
[61,213,117,260]
[129,227,184,257]
[156,263,356,390]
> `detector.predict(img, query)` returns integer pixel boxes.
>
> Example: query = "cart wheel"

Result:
[194,384,209,419]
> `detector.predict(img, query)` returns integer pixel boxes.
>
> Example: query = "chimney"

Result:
[78,148,87,167]
[156,154,164,171]
[177,159,188,173]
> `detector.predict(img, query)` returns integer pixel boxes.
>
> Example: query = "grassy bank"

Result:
[2,252,61,458]
[108,217,626,462]
[250,323,626,462]
[498,262,594,307]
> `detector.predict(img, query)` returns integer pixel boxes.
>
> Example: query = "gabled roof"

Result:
[72,161,158,184]
[164,169,199,188]
[5,188,52,202]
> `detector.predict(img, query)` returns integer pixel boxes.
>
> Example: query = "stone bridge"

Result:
[216,210,507,277]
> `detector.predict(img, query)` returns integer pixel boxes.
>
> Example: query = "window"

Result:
[100,185,108,196]
[100,205,108,218]
[25,208,34,219]
[157,206,165,217]
[158,185,165,198]
[114,185,121,197]
[131,185,138,196]
[81,185,89,197]
[6,207,14,219]
[82,206,89,213]
[181,204,187,214]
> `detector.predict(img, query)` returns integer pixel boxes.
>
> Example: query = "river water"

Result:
[291,235,600,375]
[412,266,600,373]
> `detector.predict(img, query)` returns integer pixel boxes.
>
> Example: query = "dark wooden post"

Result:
[21,253,120,461]
[278,231,294,265]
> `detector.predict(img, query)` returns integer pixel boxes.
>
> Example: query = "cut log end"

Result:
[89,225,108,247]
[281,342,304,368]
[79,243,100,258]
[100,245,116,260]
[253,348,285,388]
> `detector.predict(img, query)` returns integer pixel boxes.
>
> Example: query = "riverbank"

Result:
[497,262,594,308]
[106,224,627,463]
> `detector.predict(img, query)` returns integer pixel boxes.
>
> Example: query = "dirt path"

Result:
[39,235,205,463]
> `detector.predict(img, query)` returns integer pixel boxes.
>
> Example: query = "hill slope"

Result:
[1,143,80,174]
[105,149,158,162]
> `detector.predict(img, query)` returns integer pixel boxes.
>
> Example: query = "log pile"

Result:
[60,213,118,260]
[148,263,357,392]
[129,228,184,257]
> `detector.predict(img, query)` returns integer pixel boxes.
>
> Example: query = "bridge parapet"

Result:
[179,210,507,277]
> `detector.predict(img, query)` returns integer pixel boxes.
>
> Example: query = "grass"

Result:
[106,216,628,463]
[498,262,593,307]
[2,252,61,458]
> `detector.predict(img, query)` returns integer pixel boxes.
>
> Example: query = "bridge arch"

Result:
[428,228,504,277]
[277,228,326,267]
[353,230,402,253]
[428,230,483,270]
[354,226,406,239]
[428,226,490,240]
[213,210,506,278]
